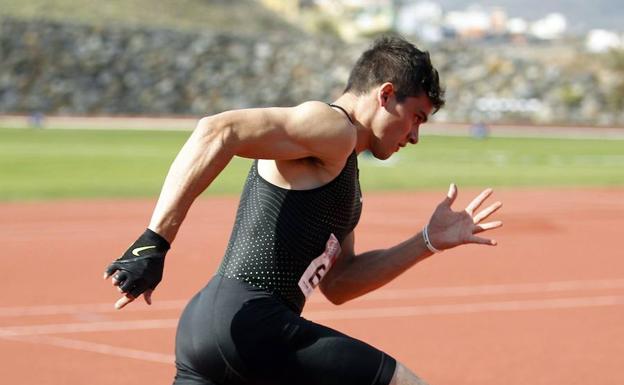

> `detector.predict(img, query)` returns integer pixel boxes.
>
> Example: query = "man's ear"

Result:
[377,83,395,107]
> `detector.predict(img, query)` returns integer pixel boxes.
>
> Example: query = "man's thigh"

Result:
[269,315,397,385]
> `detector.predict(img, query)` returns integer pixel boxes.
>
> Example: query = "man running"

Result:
[104,35,503,385]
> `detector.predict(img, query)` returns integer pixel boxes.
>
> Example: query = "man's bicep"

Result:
[201,102,353,162]
[319,231,355,298]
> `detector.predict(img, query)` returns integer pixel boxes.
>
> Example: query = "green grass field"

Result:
[1,127,623,201]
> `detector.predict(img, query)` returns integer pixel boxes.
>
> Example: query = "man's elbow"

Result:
[194,115,234,149]
[195,116,220,137]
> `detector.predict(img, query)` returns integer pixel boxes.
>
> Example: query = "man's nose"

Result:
[408,127,419,144]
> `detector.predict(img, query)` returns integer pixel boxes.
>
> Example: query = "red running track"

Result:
[1,188,623,385]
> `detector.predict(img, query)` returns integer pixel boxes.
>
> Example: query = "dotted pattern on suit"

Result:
[217,152,362,313]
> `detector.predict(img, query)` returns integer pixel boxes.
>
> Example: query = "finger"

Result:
[465,188,493,214]
[473,201,502,223]
[119,279,136,294]
[115,294,135,310]
[474,220,503,233]
[444,183,457,206]
[103,264,118,279]
[143,289,153,305]
[129,283,149,298]
[111,271,128,287]
[468,234,498,245]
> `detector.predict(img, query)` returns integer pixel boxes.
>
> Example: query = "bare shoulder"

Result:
[199,102,355,164]
[288,101,357,161]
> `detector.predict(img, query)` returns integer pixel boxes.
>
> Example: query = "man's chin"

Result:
[371,150,393,161]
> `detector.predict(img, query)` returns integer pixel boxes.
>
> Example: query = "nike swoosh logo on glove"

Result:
[131,245,157,256]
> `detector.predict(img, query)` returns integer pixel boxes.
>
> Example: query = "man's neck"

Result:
[331,93,373,154]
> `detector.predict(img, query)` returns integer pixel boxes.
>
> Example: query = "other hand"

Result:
[103,228,170,309]
[426,183,503,251]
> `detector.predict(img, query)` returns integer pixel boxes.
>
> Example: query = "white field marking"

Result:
[2,278,624,318]
[1,295,624,337]
[0,299,188,317]
[2,334,174,363]
[304,295,624,321]
[306,278,624,303]
[0,318,178,337]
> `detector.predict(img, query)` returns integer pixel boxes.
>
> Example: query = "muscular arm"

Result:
[147,116,234,242]
[106,102,355,309]
[149,103,355,243]
[320,184,503,305]
[320,231,433,304]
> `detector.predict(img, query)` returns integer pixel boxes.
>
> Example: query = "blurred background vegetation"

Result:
[2,0,624,125]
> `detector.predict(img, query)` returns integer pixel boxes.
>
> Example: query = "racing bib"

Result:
[298,233,341,298]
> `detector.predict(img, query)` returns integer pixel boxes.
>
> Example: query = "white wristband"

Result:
[423,224,442,253]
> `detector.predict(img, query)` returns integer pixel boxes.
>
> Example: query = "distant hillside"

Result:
[5,1,618,35]
[0,0,303,36]
[436,0,623,32]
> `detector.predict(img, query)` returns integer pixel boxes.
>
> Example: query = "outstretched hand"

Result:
[426,183,503,251]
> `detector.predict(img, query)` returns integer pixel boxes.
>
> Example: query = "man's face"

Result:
[370,92,434,160]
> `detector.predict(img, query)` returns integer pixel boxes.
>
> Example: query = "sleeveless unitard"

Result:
[173,115,396,385]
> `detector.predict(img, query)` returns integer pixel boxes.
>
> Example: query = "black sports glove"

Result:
[105,228,170,298]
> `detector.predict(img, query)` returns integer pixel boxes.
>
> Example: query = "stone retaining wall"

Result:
[0,18,357,115]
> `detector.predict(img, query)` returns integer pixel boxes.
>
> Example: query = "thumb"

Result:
[443,183,457,207]
[143,289,153,305]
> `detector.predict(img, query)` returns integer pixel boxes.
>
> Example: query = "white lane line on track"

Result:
[1,295,623,337]
[2,335,174,363]
[322,278,624,303]
[305,295,624,320]
[2,278,624,317]
[0,300,188,317]
[0,318,178,337]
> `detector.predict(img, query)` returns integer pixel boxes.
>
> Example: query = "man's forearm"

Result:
[148,117,234,243]
[322,232,434,304]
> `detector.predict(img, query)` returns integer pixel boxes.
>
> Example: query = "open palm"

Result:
[427,184,503,251]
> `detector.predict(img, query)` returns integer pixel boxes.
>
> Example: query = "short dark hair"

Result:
[344,35,445,112]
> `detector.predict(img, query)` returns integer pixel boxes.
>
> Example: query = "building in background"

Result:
[258,0,570,43]
[396,1,444,43]
[529,13,567,40]
[586,29,623,53]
